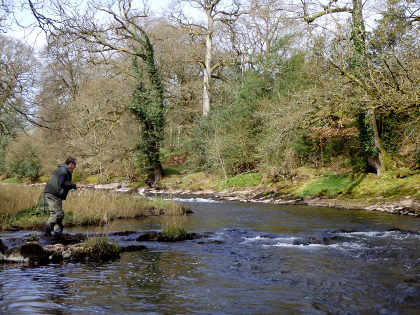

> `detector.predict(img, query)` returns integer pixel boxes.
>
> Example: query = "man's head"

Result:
[65,156,77,170]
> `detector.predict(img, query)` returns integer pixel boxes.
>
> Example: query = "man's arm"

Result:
[58,174,77,190]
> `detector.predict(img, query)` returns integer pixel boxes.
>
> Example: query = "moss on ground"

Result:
[295,174,353,198]
[160,168,420,201]
[219,173,262,189]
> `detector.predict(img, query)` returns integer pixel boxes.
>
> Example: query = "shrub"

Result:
[191,72,268,175]
[4,134,41,181]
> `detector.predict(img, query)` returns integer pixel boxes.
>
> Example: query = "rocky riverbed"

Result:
[0,230,203,265]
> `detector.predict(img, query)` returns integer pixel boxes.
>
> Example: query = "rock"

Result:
[5,226,23,232]
[120,244,147,252]
[1,242,50,264]
[197,239,224,245]
[94,183,122,190]
[0,239,7,253]
[109,230,138,236]
[43,232,87,246]
[45,240,120,262]
[136,231,160,241]
[136,231,202,242]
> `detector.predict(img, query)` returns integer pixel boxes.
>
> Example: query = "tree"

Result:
[28,0,167,185]
[300,0,380,174]
[300,0,420,174]
[171,0,243,116]
[0,35,39,134]
[0,0,11,30]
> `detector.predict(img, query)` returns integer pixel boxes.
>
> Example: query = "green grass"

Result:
[350,172,420,199]
[2,178,23,184]
[297,174,353,198]
[161,226,188,239]
[129,180,146,188]
[220,173,262,189]
[291,171,420,200]
[85,175,100,184]
[163,166,182,176]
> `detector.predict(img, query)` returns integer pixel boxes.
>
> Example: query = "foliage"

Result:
[0,0,418,201]
[128,50,166,185]
[192,72,269,175]
[4,133,41,180]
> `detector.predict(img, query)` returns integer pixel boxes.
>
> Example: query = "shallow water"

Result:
[1,199,420,314]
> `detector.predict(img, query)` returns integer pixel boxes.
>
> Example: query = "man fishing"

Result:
[38,157,78,236]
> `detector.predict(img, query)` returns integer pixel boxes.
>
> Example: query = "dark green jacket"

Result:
[44,164,76,200]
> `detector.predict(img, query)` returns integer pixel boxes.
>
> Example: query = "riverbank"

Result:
[2,167,420,219]
[143,187,420,217]
[152,168,420,217]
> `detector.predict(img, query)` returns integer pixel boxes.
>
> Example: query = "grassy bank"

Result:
[158,168,420,201]
[0,184,186,231]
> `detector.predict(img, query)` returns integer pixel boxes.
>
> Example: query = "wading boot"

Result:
[44,223,53,237]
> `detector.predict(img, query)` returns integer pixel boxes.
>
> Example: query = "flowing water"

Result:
[1,198,420,314]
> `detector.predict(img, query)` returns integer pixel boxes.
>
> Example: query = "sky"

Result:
[8,0,174,50]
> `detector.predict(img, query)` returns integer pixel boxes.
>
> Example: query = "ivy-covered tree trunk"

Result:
[129,33,166,187]
[352,0,386,175]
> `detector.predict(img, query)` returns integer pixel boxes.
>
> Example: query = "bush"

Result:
[191,72,268,175]
[4,134,41,181]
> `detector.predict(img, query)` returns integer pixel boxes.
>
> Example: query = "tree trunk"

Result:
[152,162,164,187]
[351,0,365,61]
[203,11,213,116]
[352,0,384,175]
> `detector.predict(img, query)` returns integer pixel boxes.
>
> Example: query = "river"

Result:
[1,198,420,314]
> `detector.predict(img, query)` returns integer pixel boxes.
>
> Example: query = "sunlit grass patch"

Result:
[220,173,262,189]
[350,172,420,199]
[297,173,352,198]
[2,178,23,184]
[161,171,219,191]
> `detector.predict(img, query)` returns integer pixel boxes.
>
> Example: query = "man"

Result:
[39,157,78,236]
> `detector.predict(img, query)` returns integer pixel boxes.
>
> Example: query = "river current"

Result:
[1,198,419,314]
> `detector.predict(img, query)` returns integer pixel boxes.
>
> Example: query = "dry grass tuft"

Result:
[0,184,186,230]
[0,184,42,214]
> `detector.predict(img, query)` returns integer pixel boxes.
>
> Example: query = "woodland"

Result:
[0,0,419,193]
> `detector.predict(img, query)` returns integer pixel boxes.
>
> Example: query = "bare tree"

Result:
[170,0,243,116]
[27,0,167,185]
[0,35,39,134]
[0,0,11,30]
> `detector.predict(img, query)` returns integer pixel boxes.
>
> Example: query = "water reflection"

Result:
[0,265,72,315]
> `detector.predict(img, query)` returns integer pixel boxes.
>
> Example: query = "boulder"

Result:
[1,241,50,264]
[136,231,201,242]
